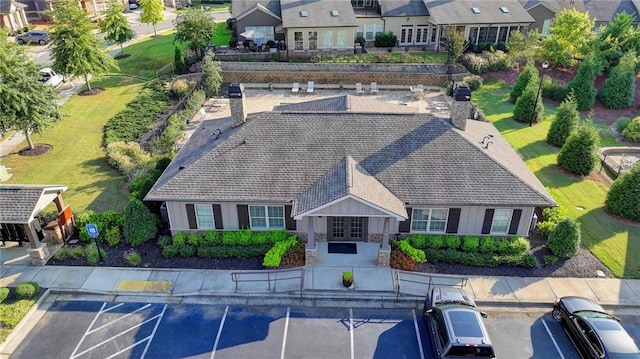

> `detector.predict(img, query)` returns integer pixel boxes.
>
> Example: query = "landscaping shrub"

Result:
[184,89,206,121]
[547,92,579,147]
[424,249,537,268]
[263,236,298,268]
[0,288,9,303]
[123,199,158,246]
[461,75,483,91]
[222,229,252,245]
[104,226,121,246]
[355,35,365,49]
[71,246,85,259]
[162,244,178,258]
[536,207,568,236]
[197,244,273,259]
[427,235,445,249]
[172,231,187,246]
[178,244,196,257]
[605,163,640,222]
[280,241,305,267]
[74,210,124,244]
[123,249,142,266]
[15,282,39,299]
[478,236,498,253]
[461,236,480,252]
[496,41,507,52]
[54,246,70,260]
[503,236,531,255]
[617,117,632,133]
[396,239,426,263]
[374,32,397,48]
[547,218,581,258]
[510,63,537,103]
[542,77,568,101]
[461,51,512,74]
[513,79,543,124]
[202,231,222,246]
[86,242,106,265]
[105,141,153,180]
[186,232,202,247]
[390,242,417,271]
[567,57,599,111]
[408,234,427,249]
[129,166,165,201]
[444,235,461,250]
[544,255,559,265]
[169,78,192,99]
[557,120,599,175]
[622,117,640,142]
[157,235,173,248]
[598,51,637,109]
[174,46,186,72]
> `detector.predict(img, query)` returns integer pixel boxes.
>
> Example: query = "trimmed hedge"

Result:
[547,218,581,258]
[460,50,513,74]
[395,239,426,263]
[123,199,158,246]
[605,163,640,222]
[263,236,299,268]
[622,117,640,142]
[16,282,39,299]
[0,287,9,303]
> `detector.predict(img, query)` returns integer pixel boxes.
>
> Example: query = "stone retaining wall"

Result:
[220,62,468,87]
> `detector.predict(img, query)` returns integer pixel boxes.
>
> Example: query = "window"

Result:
[195,204,215,230]
[490,209,512,234]
[336,31,346,49]
[411,208,448,233]
[308,31,318,50]
[356,25,363,39]
[322,30,333,49]
[249,205,285,230]
[498,27,508,42]
[471,7,480,14]
[294,31,303,50]
[541,19,552,36]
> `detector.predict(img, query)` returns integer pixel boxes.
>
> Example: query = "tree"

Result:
[202,52,223,96]
[174,46,186,72]
[513,77,543,125]
[123,198,157,246]
[443,27,465,66]
[140,0,164,37]
[547,218,581,258]
[557,119,599,175]
[506,29,541,64]
[540,9,595,67]
[174,8,215,58]
[49,0,118,92]
[0,30,61,150]
[598,51,637,109]
[567,57,599,111]
[510,63,538,103]
[546,92,578,147]
[605,163,640,222]
[595,12,640,71]
[100,1,135,57]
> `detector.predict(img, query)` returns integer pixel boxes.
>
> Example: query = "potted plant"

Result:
[342,271,353,287]
[339,82,344,92]
[268,82,273,91]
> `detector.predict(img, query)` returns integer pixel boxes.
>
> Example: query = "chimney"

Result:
[228,83,246,127]
[450,83,472,130]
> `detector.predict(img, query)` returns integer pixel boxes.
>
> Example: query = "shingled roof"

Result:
[280,0,357,28]
[146,109,555,209]
[378,0,429,17]
[425,0,535,25]
[0,185,67,223]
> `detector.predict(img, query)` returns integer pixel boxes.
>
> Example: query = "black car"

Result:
[15,30,50,45]
[553,296,640,359]
[423,287,496,358]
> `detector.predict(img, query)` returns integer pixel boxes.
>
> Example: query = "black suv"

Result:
[423,287,496,358]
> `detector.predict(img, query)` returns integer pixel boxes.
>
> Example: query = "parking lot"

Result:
[9,300,640,358]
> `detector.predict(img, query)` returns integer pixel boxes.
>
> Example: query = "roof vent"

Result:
[331,9,339,17]
[500,6,509,13]
[300,10,308,17]
[480,134,494,144]
[471,7,480,14]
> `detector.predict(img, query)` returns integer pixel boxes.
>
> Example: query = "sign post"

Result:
[85,223,103,263]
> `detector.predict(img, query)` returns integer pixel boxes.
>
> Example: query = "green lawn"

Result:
[116,32,178,80]
[212,21,231,46]
[474,78,640,278]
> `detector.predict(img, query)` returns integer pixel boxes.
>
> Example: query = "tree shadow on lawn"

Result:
[71,157,129,212]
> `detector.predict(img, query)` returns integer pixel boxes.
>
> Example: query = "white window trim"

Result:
[410,208,449,234]
[490,208,513,235]
[248,205,285,230]
[195,204,215,230]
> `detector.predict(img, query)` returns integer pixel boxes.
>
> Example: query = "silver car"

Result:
[15,30,50,45]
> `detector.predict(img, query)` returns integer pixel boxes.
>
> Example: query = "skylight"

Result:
[500,6,509,13]
[331,9,339,17]
[300,10,308,17]
[471,7,480,14]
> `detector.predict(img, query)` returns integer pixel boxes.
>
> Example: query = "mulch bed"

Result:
[78,88,105,96]
[18,144,52,157]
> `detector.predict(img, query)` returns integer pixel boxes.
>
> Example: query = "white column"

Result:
[307,217,315,249]
[381,217,390,250]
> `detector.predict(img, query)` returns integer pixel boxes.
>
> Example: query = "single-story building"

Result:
[0,0,29,34]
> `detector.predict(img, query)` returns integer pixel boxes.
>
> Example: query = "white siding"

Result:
[166,201,190,231]
[312,198,391,217]
[220,202,238,229]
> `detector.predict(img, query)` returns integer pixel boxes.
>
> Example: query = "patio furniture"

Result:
[370,82,378,95]
[292,82,300,94]
[410,86,423,100]
[356,83,365,95]
[306,81,314,94]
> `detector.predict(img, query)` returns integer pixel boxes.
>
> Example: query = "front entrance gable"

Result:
[298,195,395,218]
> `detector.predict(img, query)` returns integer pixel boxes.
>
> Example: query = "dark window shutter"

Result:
[213,204,223,230]
[237,205,250,229]
[186,204,197,229]
[481,209,494,234]
[446,208,461,234]
[284,205,296,230]
[508,209,522,235]
[399,208,412,233]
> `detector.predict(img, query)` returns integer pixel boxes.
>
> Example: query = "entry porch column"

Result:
[305,216,317,265]
[377,217,391,266]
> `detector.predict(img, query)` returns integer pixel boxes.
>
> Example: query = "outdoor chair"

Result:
[356,83,365,95]
[292,82,300,94]
[306,81,315,94]
[370,82,378,95]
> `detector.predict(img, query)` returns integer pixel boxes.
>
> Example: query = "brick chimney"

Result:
[228,83,246,127]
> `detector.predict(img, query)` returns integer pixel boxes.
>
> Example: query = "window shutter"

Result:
[237,205,250,229]
[213,204,223,230]
[508,209,522,235]
[284,205,296,230]
[399,208,412,233]
[446,208,461,234]
[186,204,197,229]
[481,209,494,234]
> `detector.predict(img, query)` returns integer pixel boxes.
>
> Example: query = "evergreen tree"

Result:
[605,163,640,222]
[557,119,599,175]
[547,91,579,147]
[567,57,599,111]
[139,0,164,37]
[510,63,538,103]
[202,52,223,96]
[174,46,185,72]
[595,12,640,71]
[598,51,637,109]
[513,77,543,125]
[100,1,135,57]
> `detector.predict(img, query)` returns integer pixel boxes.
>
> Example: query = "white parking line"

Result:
[542,318,566,359]
[350,308,354,359]
[210,305,229,359]
[140,304,167,359]
[280,307,290,359]
[412,310,426,359]
[89,304,152,334]
[70,302,107,359]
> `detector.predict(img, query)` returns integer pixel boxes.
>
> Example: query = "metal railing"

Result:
[395,269,468,301]
[230,267,304,298]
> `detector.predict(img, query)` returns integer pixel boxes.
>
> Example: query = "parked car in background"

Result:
[39,68,65,89]
[423,287,496,358]
[553,296,640,359]
[128,0,139,9]
[15,30,50,45]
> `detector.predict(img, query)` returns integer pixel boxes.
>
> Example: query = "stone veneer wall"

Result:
[220,62,468,87]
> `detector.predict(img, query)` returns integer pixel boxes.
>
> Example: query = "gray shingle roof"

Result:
[0,185,67,223]
[293,155,407,219]
[584,0,640,22]
[518,0,586,12]
[280,0,357,28]
[378,0,428,16]
[146,110,555,208]
[231,0,282,18]
[273,94,418,113]
[425,0,535,25]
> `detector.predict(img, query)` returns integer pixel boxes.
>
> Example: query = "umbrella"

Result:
[240,29,265,39]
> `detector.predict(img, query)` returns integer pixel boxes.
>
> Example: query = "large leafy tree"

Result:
[140,0,164,37]
[595,12,640,71]
[540,9,595,67]
[443,27,466,66]
[507,29,541,64]
[546,92,578,147]
[598,51,637,109]
[174,8,215,58]
[605,163,640,222]
[100,1,135,57]
[0,30,61,150]
[202,52,223,96]
[557,119,599,176]
[49,0,118,92]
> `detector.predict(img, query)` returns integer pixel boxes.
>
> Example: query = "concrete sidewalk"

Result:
[2,263,640,308]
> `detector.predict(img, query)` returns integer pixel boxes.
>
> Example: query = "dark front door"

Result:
[328,217,368,241]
